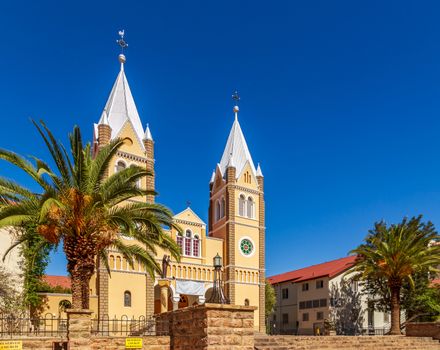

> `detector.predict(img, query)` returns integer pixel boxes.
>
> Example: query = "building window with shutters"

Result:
[185,230,192,256]
[193,235,200,257]
[177,233,183,253]
[316,280,324,289]
[317,311,324,320]
[282,288,289,299]
[302,283,309,291]
[302,313,309,322]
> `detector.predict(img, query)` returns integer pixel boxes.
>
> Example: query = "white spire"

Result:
[219,111,257,179]
[99,57,145,149]
[98,111,109,126]
[256,163,264,177]
[210,170,215,183]
[143,123,153,141]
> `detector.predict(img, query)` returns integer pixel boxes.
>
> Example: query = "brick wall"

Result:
[406,322,440,339]
[5,336,170,350]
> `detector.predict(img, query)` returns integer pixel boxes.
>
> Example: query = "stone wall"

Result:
[156,303,256,350]
[406,322,440,339]
[3,336,169,350]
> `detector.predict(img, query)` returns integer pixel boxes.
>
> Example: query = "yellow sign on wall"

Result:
[125,338,142,349]
[0,341,22,350]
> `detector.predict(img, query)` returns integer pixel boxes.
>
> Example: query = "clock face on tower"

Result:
[239,237,254,256]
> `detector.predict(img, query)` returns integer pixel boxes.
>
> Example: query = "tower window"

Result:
[221,197,226,218]
[244,171,252,184]
[115,160,126,173]
[215,200,221,221]
[239,194,246,216]
[124,291,131,307]
[247,196,254,219]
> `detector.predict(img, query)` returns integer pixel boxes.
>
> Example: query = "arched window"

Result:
[129,164,141,188]
[215,200,221,221]
[124,291,131,307]
[247,196,254,219]
[176,233,183,253]
[185,230,192,256]
[239,194,246,216]
[58,300,71,313]
[193,235,200,257]
[244,299,250,306]
[221,197,226,218]
[115,160,126,173]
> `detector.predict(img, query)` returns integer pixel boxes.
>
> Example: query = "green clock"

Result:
[240,238,254,256]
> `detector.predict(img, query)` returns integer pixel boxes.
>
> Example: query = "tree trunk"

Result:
[71,270,83,309]
[389,285,401,335]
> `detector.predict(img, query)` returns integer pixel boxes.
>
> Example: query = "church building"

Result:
[42,42,266,331]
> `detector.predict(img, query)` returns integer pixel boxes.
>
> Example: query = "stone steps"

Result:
[254,335,440,350]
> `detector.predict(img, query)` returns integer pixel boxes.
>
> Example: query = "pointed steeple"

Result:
[99,111,109,125]
[98,32,145,149]
[210,170,215,184]
[218,98,256,179]
[143,123,153,141]
[256,163,264,177]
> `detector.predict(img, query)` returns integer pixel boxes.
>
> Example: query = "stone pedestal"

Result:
[156,303,256,350]
[158,279,171,313]
[66,309,93,349]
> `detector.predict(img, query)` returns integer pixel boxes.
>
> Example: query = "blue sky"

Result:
[1,1,440,277]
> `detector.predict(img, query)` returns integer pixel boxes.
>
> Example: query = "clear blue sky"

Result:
[1,1,440,277]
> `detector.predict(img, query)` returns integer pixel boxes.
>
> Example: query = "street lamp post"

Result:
[206,253,229,304]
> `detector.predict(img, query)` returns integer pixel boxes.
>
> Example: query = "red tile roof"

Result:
[267,256,357,285]
[431,279,440,286]
[43,275,71,289]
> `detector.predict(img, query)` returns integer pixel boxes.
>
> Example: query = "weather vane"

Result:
[232,90,240,106]
[116,30,128,53]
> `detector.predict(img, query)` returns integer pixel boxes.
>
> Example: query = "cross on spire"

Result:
[116,30,128,53]
[232,90,240,120]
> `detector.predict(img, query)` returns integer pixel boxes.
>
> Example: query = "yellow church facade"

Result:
[42,50,266,331]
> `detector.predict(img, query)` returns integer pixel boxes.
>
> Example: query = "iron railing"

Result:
[91,315,169,336]
[0,314,67,338]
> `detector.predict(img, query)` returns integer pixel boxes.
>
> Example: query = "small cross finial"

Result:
[116,30,128,53]
[186,200,191,208]
[232,90,240,119]
[232,90,240,105]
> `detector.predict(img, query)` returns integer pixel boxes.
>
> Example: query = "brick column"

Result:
[156,304,256,350]
[144,137,156,319]
[257,175,266,333]
[225,166,236,304]
[97,123,111,320]
[66,309,93,350]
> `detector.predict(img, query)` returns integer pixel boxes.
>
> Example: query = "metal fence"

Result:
[91,315,169,337]
[0,313,67,338]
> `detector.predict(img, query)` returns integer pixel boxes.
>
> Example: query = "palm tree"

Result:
[350,216,440,335]
[0,121,180,309]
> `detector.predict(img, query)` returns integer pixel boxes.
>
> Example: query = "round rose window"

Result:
[240,238,254,256]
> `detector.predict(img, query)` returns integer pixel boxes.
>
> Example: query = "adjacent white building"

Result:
[268,256,390,335]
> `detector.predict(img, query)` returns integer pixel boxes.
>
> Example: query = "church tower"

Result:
[93,32,156,319]
[209,95,266,332]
